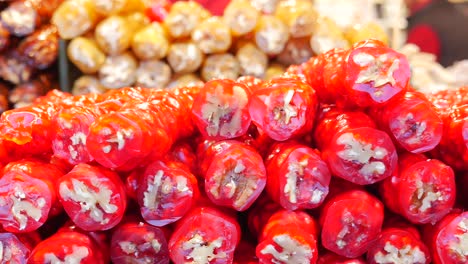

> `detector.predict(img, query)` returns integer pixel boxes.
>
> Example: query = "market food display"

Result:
[0,0,61,112]
[0,36,467,263]
[50,0,390,95]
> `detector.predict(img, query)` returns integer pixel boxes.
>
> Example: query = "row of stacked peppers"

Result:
[0,39,466,263]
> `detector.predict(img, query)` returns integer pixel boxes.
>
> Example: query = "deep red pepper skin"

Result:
[86,108,161,171]
[303,40,410,108]
[4,158,65,217]
[0,103,57,156]
[192,79,252,140]
[85,87,193,171]
[202,140,266,211]
[247,195,282,239]
[52,105,100,165]
[426,86,468,117]
[171,85,201,138]
[320,189,384,258]
[284,64,308,83]
[137,159,199,226]
[234,240,259,264]
[437,104,468,171]
[260,210,318,241]
[0,232,31,263]
[169,206,241,264]
[422,211,468,264]
[380,153,456,224]
[165,142,198,174]
[57,222,111,264]
[344,40,410,107]
[29,231,105,264]
[371,91,443,153]
[256,210,318,264]
[315,109,397,185]
[110,220,170,264]
[249,77,318,141]
[265,142,331,210]
[0,170,52,233]
[366,227,431,264]
[15,230,42,251]
[237,76,264,92]
[57,163,127,231]
[317,252,366,264]
[314,109,376,151]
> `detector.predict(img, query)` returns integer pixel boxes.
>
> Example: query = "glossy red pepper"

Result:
[4,158,64,217]
[52,105,101,165]
[0,171,52,232]
[192,79,252,140]
[265,142,331,210]
[317,252,366,264]
[0,232,31,263]
[137,159,199,226]
[316,109,398,185]
[110,220,170,264]
[344,40,410,107]
[57,163,127,231]
[256,210,318,264]
[371,91,443,153]
[303,40,410,108]
[165,142,198,174]
[380,153,456,224]
[203,140,266,211]
[423,211,468,264]
[0,103,58,156]
[437,104,468,171]
[86,107,161,170]
[56,221,111,263]
[169,206,241,264]
[249,77,318,141]
[29,231,105,264]
[237,75,264,92]
[320,189,384,258]
[366,227,431,264]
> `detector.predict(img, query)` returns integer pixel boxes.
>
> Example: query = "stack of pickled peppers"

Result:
[0,36,467,263]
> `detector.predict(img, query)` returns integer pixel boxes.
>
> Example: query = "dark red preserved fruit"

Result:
[169,207,240,264]
[256,210,318,264]
[366,227,431,264]
[320,189,384,258]
[316,110,397,185]
[192,79,252,140]
[137,159,199,226]
[110,220,170,264]
[0,171,52,232]
[265,142,331,210]
[0,232,31,263]
[249,77,318,141]
[4,158,64,217]
[203,140,266,211]
[57,163,127,231]
[29,231,105,264]
[303,40,410,107]
[380,153,456,224]
[423,211,468,264]
[371,91,443,153]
